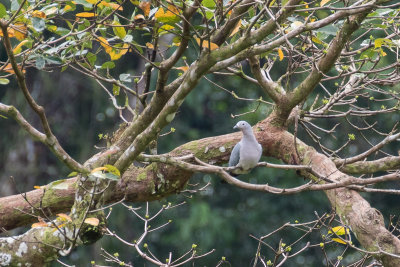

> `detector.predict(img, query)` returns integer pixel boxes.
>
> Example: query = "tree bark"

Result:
[2,117,400,265]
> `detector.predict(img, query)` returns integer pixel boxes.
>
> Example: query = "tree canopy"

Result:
[1,0,400,266]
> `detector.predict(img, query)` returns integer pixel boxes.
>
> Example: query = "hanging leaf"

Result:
[12,23,28,40]
[195,38,219,50]
[104,164,121,177]
[146,42,154,49]
[175,66,189,72]
[13,40,29,54]
[328,226,349,236]
[154,5,180,24]
[311,36,323,45]
[278,48,284,61]
[113,84,120,96]
[331,238,347,244]
[134,14,145,22]
[374,38,392,48]
[101,1,123,10]
[97,36,113,54]
[84,217,100,226]
[1,63,26,74]
[32,10,46,18]
[76,12,97,17]
[112,20,127,39]
[158,24,174,34]
[139,1,151,16]
[67,171,78,177]
[0,3,6,19]
[108,43,129,60]
[229,20,241,37]
[0,78,9,85]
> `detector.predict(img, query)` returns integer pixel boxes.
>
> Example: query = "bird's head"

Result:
[233,121,251,131]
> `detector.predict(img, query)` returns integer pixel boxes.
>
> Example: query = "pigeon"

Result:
[228,121,262,175]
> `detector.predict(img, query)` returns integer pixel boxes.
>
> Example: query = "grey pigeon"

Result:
[228,121,262,174]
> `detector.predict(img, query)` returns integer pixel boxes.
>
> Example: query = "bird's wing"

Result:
[228,142,241,167]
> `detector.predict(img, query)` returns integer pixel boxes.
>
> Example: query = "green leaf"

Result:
[0,78,10,85]
[104,164,121,177]
[32,17,46,32]
[101,61,115,69]
[316,24,338,36]
[36,56,46,69]
[74,0,93,8]
[0,3,7,18]
[49,179,70,190]
[113,84,120,96]
[202,0,216,8]
[119,73,131,83]
[87,52,97,66]
[374,38,392,48]
[11,0,19,11]
[68,171,78,177]
[112,19,127,39]
[88,171,120,181]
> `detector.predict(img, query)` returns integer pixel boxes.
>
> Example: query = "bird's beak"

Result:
[233,125,238,130]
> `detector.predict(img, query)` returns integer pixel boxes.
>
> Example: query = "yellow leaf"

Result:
[85,0,99,4]
[13,40,29,54]
[76,12,97,17]
[158,24,175,34]
[104,164,121,177]
[312,36,323,45]
[321,0,331,6]
[33,185,42,189]
[139,1,151,16]
[57,213,72,222]
[328,226,349,236]
[146,42,154,49]
[278,48,284,61]
[10,23,28,41]
[195,38,219,50]
[32,222,48,228]
[134,14,145,22]
[1,63,26,74]
[332,238,347,244]
[101,1,123,10]
[229,19,241,37]
[175,66,189,72]
[112,21,127,39]
[84,217,100,226]
[91,166,108,173]
[64,4,74,12]
[108,44,129,60]
[154,5,180,24]
[32,10,46,19]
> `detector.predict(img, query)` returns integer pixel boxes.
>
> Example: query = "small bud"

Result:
[192,244,197,249]
[144,243,148,248]
[320,243,324,247]
[221,256,226,261]
[114,252,119,257]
